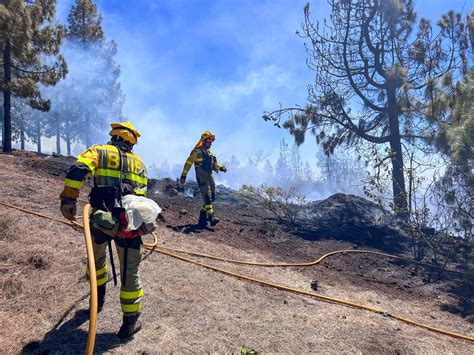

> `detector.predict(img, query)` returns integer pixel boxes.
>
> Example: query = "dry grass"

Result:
[0,152,473,354]
[0,213,18,242]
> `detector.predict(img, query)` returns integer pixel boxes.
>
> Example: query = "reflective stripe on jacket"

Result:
[181,148,223,177]
[64,144,148,196]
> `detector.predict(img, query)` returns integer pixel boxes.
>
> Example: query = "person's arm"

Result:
[180,149,199,184]
[212,153,227,173]
[132,158,148,197]
[59,146,100,219]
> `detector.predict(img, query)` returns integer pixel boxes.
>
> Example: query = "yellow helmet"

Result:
[195,131,215,149]
[201,131,215,142]
[109,121,141,145]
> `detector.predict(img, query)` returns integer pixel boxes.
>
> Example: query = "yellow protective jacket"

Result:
[62,143,147,202]
[180,147,224,178]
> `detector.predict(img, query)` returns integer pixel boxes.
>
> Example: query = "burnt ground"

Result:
[0,150,473,354]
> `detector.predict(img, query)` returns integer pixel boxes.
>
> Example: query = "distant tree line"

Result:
[149,138,366,200]
[1,0,124,155]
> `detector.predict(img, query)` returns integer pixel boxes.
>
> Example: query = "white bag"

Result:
[121,195,162,231]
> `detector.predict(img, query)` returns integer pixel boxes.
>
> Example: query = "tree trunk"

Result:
[36,121,41,154]
[66,123,71,156]
[56,126,61,155]
[56,114,61,155]
[408,152,414,215]
[20,119,25,150]
[2,40,12,153]
[387,88,408,215]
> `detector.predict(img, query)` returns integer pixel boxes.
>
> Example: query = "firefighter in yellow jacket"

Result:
[180,131,227,227]
[59,122,148,339]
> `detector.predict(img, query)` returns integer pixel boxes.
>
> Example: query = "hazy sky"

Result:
[55,0,472,168]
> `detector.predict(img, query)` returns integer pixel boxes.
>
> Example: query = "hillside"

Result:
[0,151,473,354]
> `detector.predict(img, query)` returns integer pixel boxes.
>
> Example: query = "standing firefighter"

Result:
[59,121,151,339]
[180,131,227,227]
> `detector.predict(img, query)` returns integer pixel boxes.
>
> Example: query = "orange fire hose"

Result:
[82,204,97,355]
[0,200,473,344]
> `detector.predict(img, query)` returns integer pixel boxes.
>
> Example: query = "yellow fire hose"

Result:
[82,204,97,355]
[0,201,459,270]
[144,244,474,343]
[0,200,473,344]
[147,244,454,269]
[81,204,158,355]
[0,201,83,229]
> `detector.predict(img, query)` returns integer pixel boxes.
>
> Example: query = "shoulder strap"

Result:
[116,145,124,203]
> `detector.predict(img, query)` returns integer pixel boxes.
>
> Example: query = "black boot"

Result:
[117,314,142,339]
[198,209,208,227]
[97,285,106,313]
[208,214,220,226]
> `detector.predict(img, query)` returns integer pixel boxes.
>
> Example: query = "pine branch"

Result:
[11,65,54,75]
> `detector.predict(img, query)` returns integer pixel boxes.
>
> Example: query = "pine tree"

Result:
[435,68,473,237]
[290,144,303,180]
[11,97,31,150]
[264,0,471,214]
[67,0,104,42]
[0,0,67,152]
[39,0,124,152]
[303,161,313,182]
[61,0,123,148]
[31,111,45,153]
[275,138,292,182]
[437,69,474,175]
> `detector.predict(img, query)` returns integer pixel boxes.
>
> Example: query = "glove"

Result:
[139,221,157,235]
[220,166,227,173]
[179,176,186,185]
[60,198,77,220]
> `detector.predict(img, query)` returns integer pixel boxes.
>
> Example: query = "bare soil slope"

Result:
[0,151,473,354]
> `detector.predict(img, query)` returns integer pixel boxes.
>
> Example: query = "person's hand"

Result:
[139,221,157,235]
[179,176,186,185]
[220,166,227,173]
[60,198,77,220]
